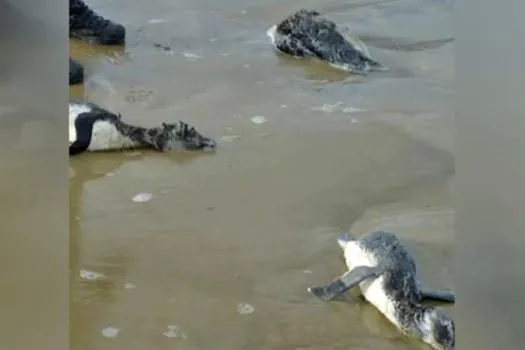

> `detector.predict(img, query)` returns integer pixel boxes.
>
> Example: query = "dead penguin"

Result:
[308,231,454,350]
[69,101,217,156]
[266,9,386,74]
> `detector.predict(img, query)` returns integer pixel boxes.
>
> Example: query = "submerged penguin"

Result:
[308,231,455,350]
[266,9,386,74]
[69,101,217,156]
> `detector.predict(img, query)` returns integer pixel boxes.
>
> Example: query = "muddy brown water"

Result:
[69,0,454,349]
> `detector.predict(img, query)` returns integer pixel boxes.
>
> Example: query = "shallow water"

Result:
[70,0,454,349]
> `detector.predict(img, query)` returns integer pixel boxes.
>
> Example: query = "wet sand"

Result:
[70,0,453,349]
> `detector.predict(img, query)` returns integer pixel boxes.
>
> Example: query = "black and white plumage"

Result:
[69,101,217,156]
[267,9,386,74]
[308,231,455,350]
[69,101,126,155]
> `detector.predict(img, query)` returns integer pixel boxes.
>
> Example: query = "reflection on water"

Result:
[70,0,453,349]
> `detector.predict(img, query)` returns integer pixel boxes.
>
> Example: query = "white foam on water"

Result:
[343,106,366,113]
[221,135,241,142]
[237,302,255,315]
[311,102,344,113]
[124,282,136,290]
[311,103,366,115]
[162,325,187,339]
[148,18,168,24]
[250,116,267,124]
[101,327,120,338]
[80,269,105,281]
[183,52,202,60]
[132,192,153,203]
